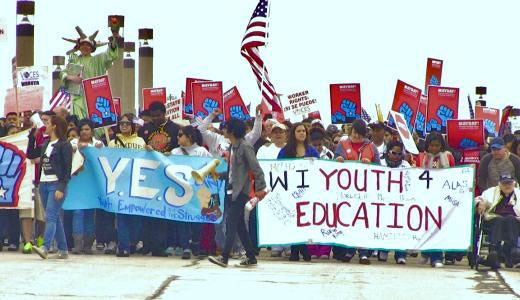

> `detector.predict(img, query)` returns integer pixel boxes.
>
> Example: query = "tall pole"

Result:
[138,28,153,112]
[122,42,135,114]
[15,0,35,127]
[52,56,65,95]
[107,15,125,102]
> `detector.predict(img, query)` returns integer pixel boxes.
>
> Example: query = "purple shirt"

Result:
[495,193,517,217]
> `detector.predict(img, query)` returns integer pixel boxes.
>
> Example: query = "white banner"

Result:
[281,90,318,122]
[166,96,183,123]
[258,159,475,251]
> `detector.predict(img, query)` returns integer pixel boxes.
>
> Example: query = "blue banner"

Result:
[63,148,227,223]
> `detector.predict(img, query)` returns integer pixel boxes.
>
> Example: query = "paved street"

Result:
[0,252,519,300]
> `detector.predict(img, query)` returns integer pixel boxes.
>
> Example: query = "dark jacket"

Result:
[138,120,180,153]
[40,139,73,193]
[478,153,520,192]
[230,138,266,201]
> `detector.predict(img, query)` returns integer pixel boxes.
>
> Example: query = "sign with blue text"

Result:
[63,148,227,223]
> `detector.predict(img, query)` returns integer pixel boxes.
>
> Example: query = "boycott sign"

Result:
[113,97,121,117]
[166,97,183,122]
[192,81,224,120]
[390,111,419,154]
[184,78,210,118]
[63,147,227,223]
[142,87,167,110]
[425,58,443,93]
[426,86,459,134]
[475,106,500,137]
[415,95,428,138]
[447,119,484,150]
[282,90,318,119]
[389,80,421,131]
[223,86,250,121]
[82,75,117,128]
[330,83,361,124]
[257,159,475,251]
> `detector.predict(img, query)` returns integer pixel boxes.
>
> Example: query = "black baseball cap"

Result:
[499,173,515,183]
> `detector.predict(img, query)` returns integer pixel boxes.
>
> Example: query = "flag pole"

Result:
[259,0,272,111]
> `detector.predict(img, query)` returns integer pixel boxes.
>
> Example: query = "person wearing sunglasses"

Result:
[170,126,212,259]
[107,113,146,257]
[378,140,410,264]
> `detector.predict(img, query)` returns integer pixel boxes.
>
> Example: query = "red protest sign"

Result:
[330,83,361,124]
[475,106,500,137]
[223,87,250,121]
[426,86,459,134]
[415,95,428,138]
[82,75,117,128]
[447,119,484,150]
[460,149,481,165]
[184,78,210,118]
[389,80,422,131]
[113,97,121,117]
[192,81,224,120]
[142,87,166,111]
[425,58,443,92]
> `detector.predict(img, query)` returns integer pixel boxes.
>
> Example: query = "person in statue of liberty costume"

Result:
[61,25,121,119]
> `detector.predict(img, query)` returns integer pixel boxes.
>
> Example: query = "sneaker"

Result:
[418,256,429,265]
[359,256,371,265]
[33,246,48,259]
[116,249,130,257]
[36,236,44,247]
[339,255,353,263]
[238,256,257,267]
[378,251,388,262]
[174,247,183,256]
[135,241,144,252]
[182,249,192,260]
[311,255,318,259]
[96,242,104,251]
[105,241,116,255]
[397,258,406,265]
[289,254,300,262]
[444,258,456,265]
[320,255,330,259]
[432,261,444,268]
[208,256,228,268]
[271,250,282,257]
[49,252,69,259]
[165,247,175,256]
[23,242,33,254]
[7,244,18,252]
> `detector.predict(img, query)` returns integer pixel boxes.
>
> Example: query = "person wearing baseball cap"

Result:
[369,122,386,159]
[476,172,520,269]
[478,137,520,192]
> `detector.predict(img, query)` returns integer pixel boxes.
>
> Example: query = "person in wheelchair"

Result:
[476,173,520,269]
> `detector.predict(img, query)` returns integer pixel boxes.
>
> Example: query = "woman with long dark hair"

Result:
[33,116,73,259]
[277,123,319,262]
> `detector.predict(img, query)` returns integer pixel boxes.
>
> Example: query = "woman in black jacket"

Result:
[33,116,73,259]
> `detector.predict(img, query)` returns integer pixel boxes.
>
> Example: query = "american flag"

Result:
[241,0,282,112]
[361,107,372,123]
[50,87,71,111]
[467,95,475,119]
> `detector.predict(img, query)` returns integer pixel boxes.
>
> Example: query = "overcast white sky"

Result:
[1,0,519,124]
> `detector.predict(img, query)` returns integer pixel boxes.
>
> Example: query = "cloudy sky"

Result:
[0,0,519,123]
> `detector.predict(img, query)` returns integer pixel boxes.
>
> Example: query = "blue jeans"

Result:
[379,250,407,260]
[424,251,443,264]
[117,214,142,252]
[167,221,202,251]
[72,209,95,236]
[40,182,68,252]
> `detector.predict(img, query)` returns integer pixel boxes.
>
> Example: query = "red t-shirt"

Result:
[351,142,363,155]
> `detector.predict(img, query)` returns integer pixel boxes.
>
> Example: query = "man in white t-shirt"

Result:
[256,122,287,159]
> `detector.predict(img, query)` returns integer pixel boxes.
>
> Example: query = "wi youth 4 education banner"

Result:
[257,159,475,251]
[142,87,167,111]
[388,80,422,131]
[192,81,224,121]
[82,75,117,128]
[63,148,227,223]
[426,86,459,134]
[475,106,500,137]
[425,58,443,93]
[184,78,210,118]
[0,130,34,209]
[415,95,428,138]
[223,86,250,121]
[330,83,361,124]
[447,119,484,150]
